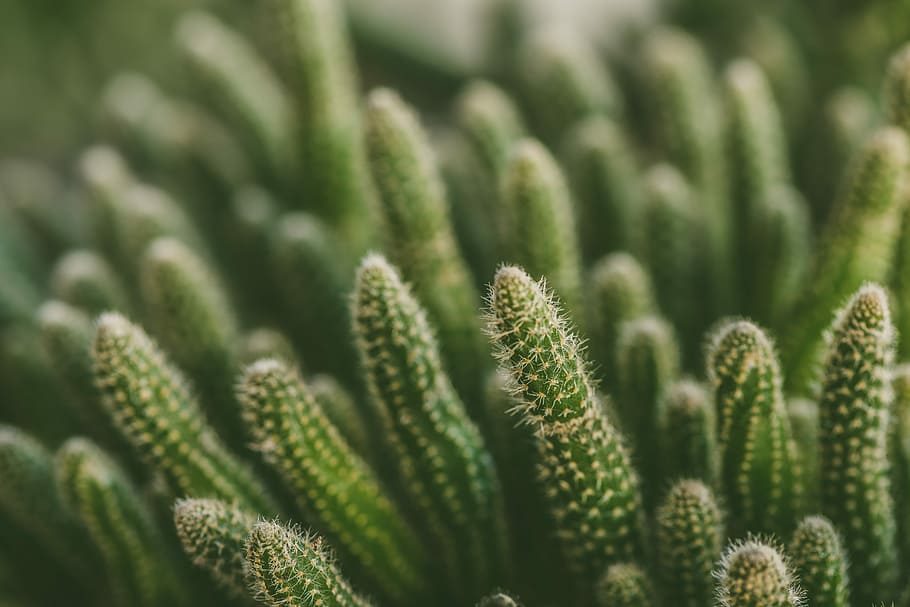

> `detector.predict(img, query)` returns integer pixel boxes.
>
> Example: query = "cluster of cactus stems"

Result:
[5,1,910,606]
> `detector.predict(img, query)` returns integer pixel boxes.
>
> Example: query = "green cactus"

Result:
[50,250,130,316]
[238,327,300,368]
[173,497,257,596]
[783,128,909,394]
[139,237,245,447]
[655,479,722,607]
[309,374,373,464]
[245,520,375,607]
[499,138,584,318]
[477,592,523,607]
[364,88,488,411]
[657,380,718,486]
[892,364,910,570]
[176,12,294,184]
[715,539,803,607]
[238,357,428,603]
[789,515,849,607]
[818,284,899,604]
[884,42,910,132]
[486,265,644,591]
[454,80,526,184]
[91,312,277,514]
[56,437,184,607]
[595,563,654,607]
[352,254,506,599]
[707,319,800,536]
[787,398,820,511]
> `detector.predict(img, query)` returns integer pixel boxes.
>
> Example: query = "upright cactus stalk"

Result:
[477,592,523,607]
[91,312,277,514]
[783,128,909,394]
[891,365,910,570]
[486,265,644,593]
[715,539,802,607]
[657,380,717,485]
[50,250,130,316]
[173,498,257,596]
[56,438,184,607]
[352,255,506,600]
[594,563,655,607]
[887,46,910,361]
[238,358,428,603]
[789,515,849,607]
[499,138,584,318]
[818,284,898,604]
[787,398,820,511]
[245,520,375,607]
[364,88,488,411]
[655,480,722,607]
[309,374,373,463]
[707,319,800,536]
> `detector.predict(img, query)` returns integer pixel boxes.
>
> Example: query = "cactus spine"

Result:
[789,515,849,607]
[715,539,802,607]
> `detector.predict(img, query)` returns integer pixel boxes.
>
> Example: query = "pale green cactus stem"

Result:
[352,255,507,600]
[246,521,376,607]
[715,539,803,607]
[0,425,93,581]
[77,145,135,264]
[139,237,245,447]
[238,357,429,603]
[641,26,730,313]
[486,265,644,593]
[657,380,717,486]
[707,319,800,536]
[789,515,849,607]
[364,88,488,412]
[269,211,355,383]
[176,12,294,184]
[783,128,909,394]
[884,42,910,132]
[56,438,185,607]
[655,480,722,607]
[50,250,130,316]
[310,374,373,464]
[516,27,623,143]
[91,312,278,515]
[892,365,910,570]
[477,592,523,607]
[454,80,526,181]
[614,316,680,504]
[0,160,76,258]
[173,498,257,597]
[587,253,657,388]
[266,0,376,253]
[818,284,899,604]
[500,138,584,319]
[787,398,820,512]
[227,185,280,317]
[562,116,641,259]
[595,563,655,607]
[238,327,300,368]
[638,164,706,359]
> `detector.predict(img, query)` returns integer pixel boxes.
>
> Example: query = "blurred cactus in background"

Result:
[4,0,910,606]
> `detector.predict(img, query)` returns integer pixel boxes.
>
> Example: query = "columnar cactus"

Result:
[237,357,428,603]
[595,563,654,607]
[352,254,507,599]
[486,265,644,592]
[714,539,803,607]
[91,312,277,514]
[477,592,523,607]
[818,284,899,604]
[707,319,799,535]
[892,365,910,569]
[657,380,717,485]
[50,249,130,316]
[789,515,849,607]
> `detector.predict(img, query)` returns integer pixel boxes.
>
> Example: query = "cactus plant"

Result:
[714,539,803,607]
[789,515,849,607]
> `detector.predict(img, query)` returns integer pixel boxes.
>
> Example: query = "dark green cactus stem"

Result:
[56,438,184,607]
[892,365,910,571]
[173,498,256,596]
[884,43,910,132]
[516,28,622,143]
[595,563,654,607]
[707,319,800,536]
[238,357,428,603]
[818,284,898,604]
[477,592,523,607]
[783,127,909,394]
[246,521,375,607]
[655,480,722,607]
[91,312,278,514]
[267,0,375,253]
[587,253,657,388]
[140,237,245,447]
[50,250,130,316]
[364,88,488,411]
[454,80,526,181]
[715,539,802,607]
[310,374,373,464]
[562,116,641,259]
[500,138,583,318]
[614,315,680,503]
[352,255,507,599]
[789,515,849,607]
[238,327,300,368]
[78,145,134,263]
[787,398,820,511]
[486,265,644,592]
[0,425,92,580]
[176,12,294,184]
[891,45,910,362]
[657,380,717,486]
